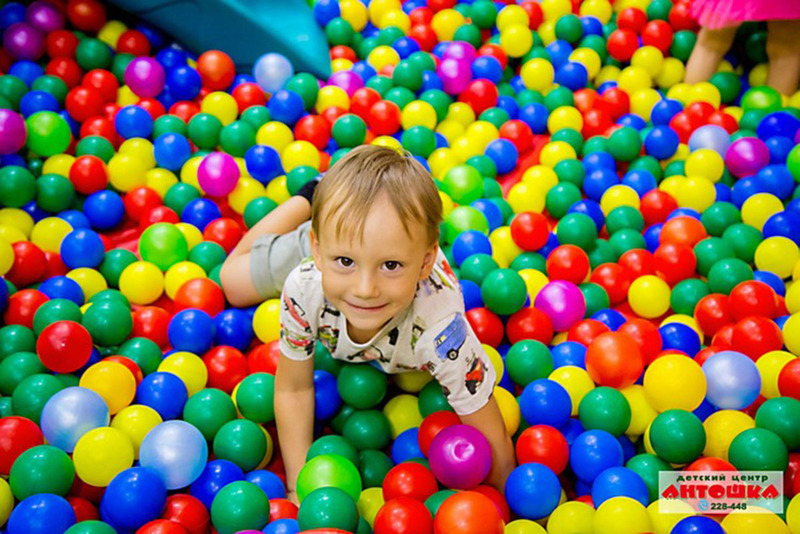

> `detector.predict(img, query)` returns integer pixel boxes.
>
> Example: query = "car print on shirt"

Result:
[433,314,467,361]
[283,294,310,330]
[464,354,487,395]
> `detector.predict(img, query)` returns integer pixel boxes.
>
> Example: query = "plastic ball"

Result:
[72,426,135,487]
[432,491,504,534]
[138,420,208,490]
[40,386,109,452]
[702,350,762,410]
[644,354,706,412]
[725,137,770,177]
[505,463,561,520]
[79,361,136,415]
[36,320,93,373]
[428,424,491,490]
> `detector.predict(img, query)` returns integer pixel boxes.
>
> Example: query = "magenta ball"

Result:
[327,71,364,98]
[438,58,472,95]
[198,152,240,197]
[534,280,586,331]
[724,137,770,177]
[428,424,492,490]
[443,42,477,62]
[124,57,166,98]
[26,1,65,33]
[3,22,45,61]
[0,110,27,155]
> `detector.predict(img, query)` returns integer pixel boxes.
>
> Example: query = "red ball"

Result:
[409,24,438,52]
[203,345,249,393]
[321,106,348,126]
[498,119,534,154]
[728,280,777,321]
[653,243,697,286]
[173,278,226,316]
[247,341,280,374]
[465,307,504,346]
[685,457,736,472]
[138,98,166,120]
[66,0,107,32]
[669,1,699,31]
[79,116,116,143]
[546,245,590,285]
[231,82,267,112]
[708,110,739,134]
[43,250,69,279]
[669,111,701,143]
[693,346,725,367]
[46,56,83,89]
[585,331,644,388]
[597,88,630,119]
[374,497,434,534]
[37,320,93,373]
[124,187,163,222]
[617,318,662,366]
[573,88,598,114]
[70,155,108,195]
[471,486,510,524]
[383,463,439,502]
[196,50,236,90]
[567,318,610,346]
[46,29,79,58]
[139,206,180,230]
[730,316,783,360]
[520,0,543,28]
[116,30,151,57]
[82,69,120,103]
[368,100,402,136]
[711,323,734,348]
[418,411,461,457]
[6,241,47,288]
[294,115,332,150]
[506,307,554,346]
[161,494,210,534]
[640,190,678,226]
[458,79,498,115]
[170,101,201,122]
[685,101,714,124]
[330,45,357,62]
[409,7,433,26]
[68,496,99,523]
[785,453,800,498]
[590,263,631,305]
[618,249,656,279]
[510,211,549,251]
[582,108,613,138]
[641,20,673,53]
[515,425,569,474]
[428,0,456,12]
[617,8,648,34]
[778,359,800,400]
[203,218,243,253]
[350,87,382,120]
[607,29,639,62]
[0,416,44,475]
[131,306,171,348]
[136,519,188,534]
[477,44,508,70]
[269,498,299,522]
[433,492,504,534]
[659,216,707,247]
[65,85,104,122]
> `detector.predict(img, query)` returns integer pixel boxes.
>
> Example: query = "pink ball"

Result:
[428,424,492,490]
[0,110,27,155]
[198,152,240,197]
[438,58,472,96]
[443,42,477,63]
[724,137,770,177]
[124,57,166,98]
[327,71,364,98]
[534,281,586,332]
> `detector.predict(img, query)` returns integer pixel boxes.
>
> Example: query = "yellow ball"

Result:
[331,58,354,73]
[522,165,559,195]
[379,9,409,32]
[436,119,465,145]
[158,351,208,397]
[371,135,403,151]
[257,121,295,152]
[703,410,755,461]
[721,509,790,534]
[505,519,547,533]
[428,148,460,180]
[0,477,12,527]
[787,493,800,534]
[146,168,179,198]
[628,275,671,319]
[658,174,684,198]
[0,237,13,275]
[98,20,127,48]
[655,57,686,89]
[518,269,550,303]
[547,106,583,134]
[748,64,769,88]
[174,223,203,252]
[507,182,545,214]
[579,0,613,23]
[30,217,72,253]
[631,46,664,78]
[500,24,534,58]
[785,313,800,356]
[536,19,556,46]
[450,136,481,162]
[108,152,149,192]
[570,48,602,80]
[686,148,725,182]
[179,156,203,192]
[660,314,703,339]
[0,225,26,244]
[431,9,466,41]
[402,100,438,130]
[446,102,476,126]
[117,85,139,107]
[0,208,34,237]
[67,267,108,301]
[690,82,722,108]
[111,404,163,458]
[674,176,716,213]
[119,261,164,305]
[541,0,571,20]
[368,0,401,25]
[742,193,783,231]
[497,4,529,31]
[265,175,290,204]
[646,500,695,534]
[757,351,796,398]
[600,185,640,215]
[546,502,595,534]
[228,177,265,214]
[383,394,422,438]
[490,226,524,267]
[466,120,499,148]
[755,236,800,279]
[340,0,368,31]
[596,65,621,85]
[394,370,433,393]
[43,153,75,177]
[617,66,652,94]
[282,140,320,172]
[367,45,401,71]
[621,385,658,437]
[201,91,239,126]
[73,426,134,487]
[593,497,653,534]
[358,487,385,527]
[494,386,520,436]
[630,88,661,122]
[119,138,156,168]
[439,190,455,218]
[540,140,577,168]
[164,261,207,299]
[80,361,137,415]
[787,281,800,314]
[253,298,281,343]
[549,366,594,416]
[644,354,706,412]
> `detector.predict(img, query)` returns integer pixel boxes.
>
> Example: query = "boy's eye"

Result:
[336,257,354,268]
[384,261,401,271]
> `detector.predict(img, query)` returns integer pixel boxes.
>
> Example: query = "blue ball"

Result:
[754,270,786,296]
[268,90,305,125]
[714,182,732,203]
[497,95,519,119]
[169,308,216,354]
[352,61,377,83]
[136,372,189,420]
[263,519,301,534]
[156,48,189,71]
[214,309,255,351]
[19,90,60,117]
[7,494,76,534]
[591,466,649,507]
[460,279,483,310]
[115,105,154,139]
[756,164,795,200]
[618,434,636,462]
[554,61,588,91]
[559,418,585,447]
[392,427,423,463]
[644,125,680,160]
[731,176,770,208]
[165,65,202,100]
[763,210,800,244]
[154,132,192,171]
[470,199,504,232]
[702,350,761,410]
[60,228,105,269]
[569,429,624,483]
[581,16,604,36]
[245,144,284,184]
[313,0,341,26]
[485,138,519,175]
[421,70,444,92]
[83,190,125,230]
[313,370,342,420]
[568,199,605,230]
[472,56,504,84]
[591,309,627,331]
[617,113,647,131]
[692,397,718,422]
[756,111,800,140]
[583,151,617,172]
[765,135,794,163]
[539,232,560,257]
[667,207,701,220]
[658,322,701,356]
[190,459,245,510]
[38,275,84,305]
[545,40,573,69]
[0,3,26,30]
[644,223,662,253]
[58,209,91,229]
[550,341,586,368]
[246,469,287,499]
[519,103,549,134]
[650,99,683,125]
[671,515,725,534]
[393,37,421,59]
[519,379,572,428]
[182,198,222,231]
[100,466,167,531]
[505,463,562,520]
[584,168,620,202]
[622,169,657,197]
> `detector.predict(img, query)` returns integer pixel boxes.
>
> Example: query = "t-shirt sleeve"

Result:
[415,312,497,416]
[278,268,317,361]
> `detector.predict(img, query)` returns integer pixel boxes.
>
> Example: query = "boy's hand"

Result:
[287,489,300,506]
[460,394,516,494]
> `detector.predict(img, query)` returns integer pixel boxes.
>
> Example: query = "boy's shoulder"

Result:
[412,249,464,322]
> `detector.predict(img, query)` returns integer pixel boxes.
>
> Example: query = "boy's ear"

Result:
[418,243,438,280]
[309,228,322,269]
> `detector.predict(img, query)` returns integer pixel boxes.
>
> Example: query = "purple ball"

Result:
[725,137,770,177]
[124,57,166,98]
[534,281,586,331]
[438,58,472,95]
[443,42,477,63]
[3,22,45,61]
[0,110,27,155]
[428,424,492,490]
[198,152,240,197]
[26,1,65,33]
[327,71,364,98]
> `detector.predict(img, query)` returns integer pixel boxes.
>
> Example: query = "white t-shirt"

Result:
[279,250,497,416]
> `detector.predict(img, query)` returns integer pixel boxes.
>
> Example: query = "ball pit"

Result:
[1,0,800,532]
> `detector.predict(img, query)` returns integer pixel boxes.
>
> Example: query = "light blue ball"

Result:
[40,387,109,452]
[702,350,761,410]
[254,53,294,93]
[139,420,209,490]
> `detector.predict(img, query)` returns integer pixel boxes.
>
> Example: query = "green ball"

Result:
[516,89,544,107]
[505,340,553,387]
[308,435,359,466]
[342,410,392,451]
[75,136,115,163]
[707,257,753,295]
[286,73,320,111]
[314,343,344,377]
[418,380,453,417]
[557,212,598,250]
[117,337,162,376]
[0,166,36,208]
[582,136,608,156]
[459,253,500,286]
[480,107,510,130]
[481,268,528,316]
[754,397,800,451]
[210,481,270,534]
[99,249,138,288]
[0,352,45,395]
[444,164,484,205]
[426,490,458,516]
[629,155,663,181]
[331,404,356,434]
[646,0,672,20]
[378,26,405,46]
[219,120,256,157]
[649,409,706,465]
[694,237,735,277]
[333,114,368,148]
[286,166,319,195]
[592,242,618,271]
[0,325,36,362]
[580,282,610,318]
[65,520,118,534]
[578,386,631,437]
[710,72,741,105]
[670,278,710,316]
[510,252,547,273]
[787,144,800,182]
[235,373,275,424]
[36,173,75,213]
[297,453,362,503]
[408,51,437,73]
[75,38,112,70]
[0,75,28,110]
[467,155,497,179]
[608,229,647,257]
[554,158,586,187]
[445,207,489,244]
[554,14,583,43]
[337,364,388,409]
[243,197,278,229]
[402,125,437,158]
[9,444,74,500]
[25,111,71,157]
[386,87,417,111]
[608,127,643,162]
[392,60,424,92]
[544,86,574,112]
[358,449,394,488]
[670,30,696,62]
[626,453,672,504]
[241,106,272,130]
[188,241,228,274]
[606,206,644,234]
[153,114,188,138]
[183,388,238,441]
[32,299,83,336]
[188,113,223,149]
[111,53,134,83]
[81,300,133,347]
[326,17,355,46]
[297,487,359,533]
[546,182,583,219]
[741,86,783,113]
[721,223,762,263]
[11,373,64,425]
[470,0,498,29]
[454,23,483,48]
[483,177,503,198]
[728,428,789,471]
[139,222,189,271]
[701,202,741,236]
[213,419,267,471]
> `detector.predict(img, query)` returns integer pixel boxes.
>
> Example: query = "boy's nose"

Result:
[353,271,380,299]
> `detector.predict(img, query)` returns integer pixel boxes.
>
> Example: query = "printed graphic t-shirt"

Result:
[279,250,497,416]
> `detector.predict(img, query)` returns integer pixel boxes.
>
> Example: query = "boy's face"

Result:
[310,193,438,344]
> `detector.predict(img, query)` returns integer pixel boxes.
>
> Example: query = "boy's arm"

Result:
[220,195,312,307]
[274,351,316,505]
[460,394,516,493]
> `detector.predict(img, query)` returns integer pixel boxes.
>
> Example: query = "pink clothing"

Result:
[692,0,800,29]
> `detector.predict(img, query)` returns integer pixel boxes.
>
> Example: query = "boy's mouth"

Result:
[346,301,388,312]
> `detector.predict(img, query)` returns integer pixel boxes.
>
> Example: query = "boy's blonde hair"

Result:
[311,145,443,246]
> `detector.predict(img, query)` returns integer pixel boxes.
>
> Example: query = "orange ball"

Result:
[586,331,644,388]
[659,216,708,247]
[196,50,236,90]
[433,492,505,534]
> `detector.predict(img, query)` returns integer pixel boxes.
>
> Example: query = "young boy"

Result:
[220,145,515,504]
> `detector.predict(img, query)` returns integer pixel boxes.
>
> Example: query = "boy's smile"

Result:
[310,193,438,344]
